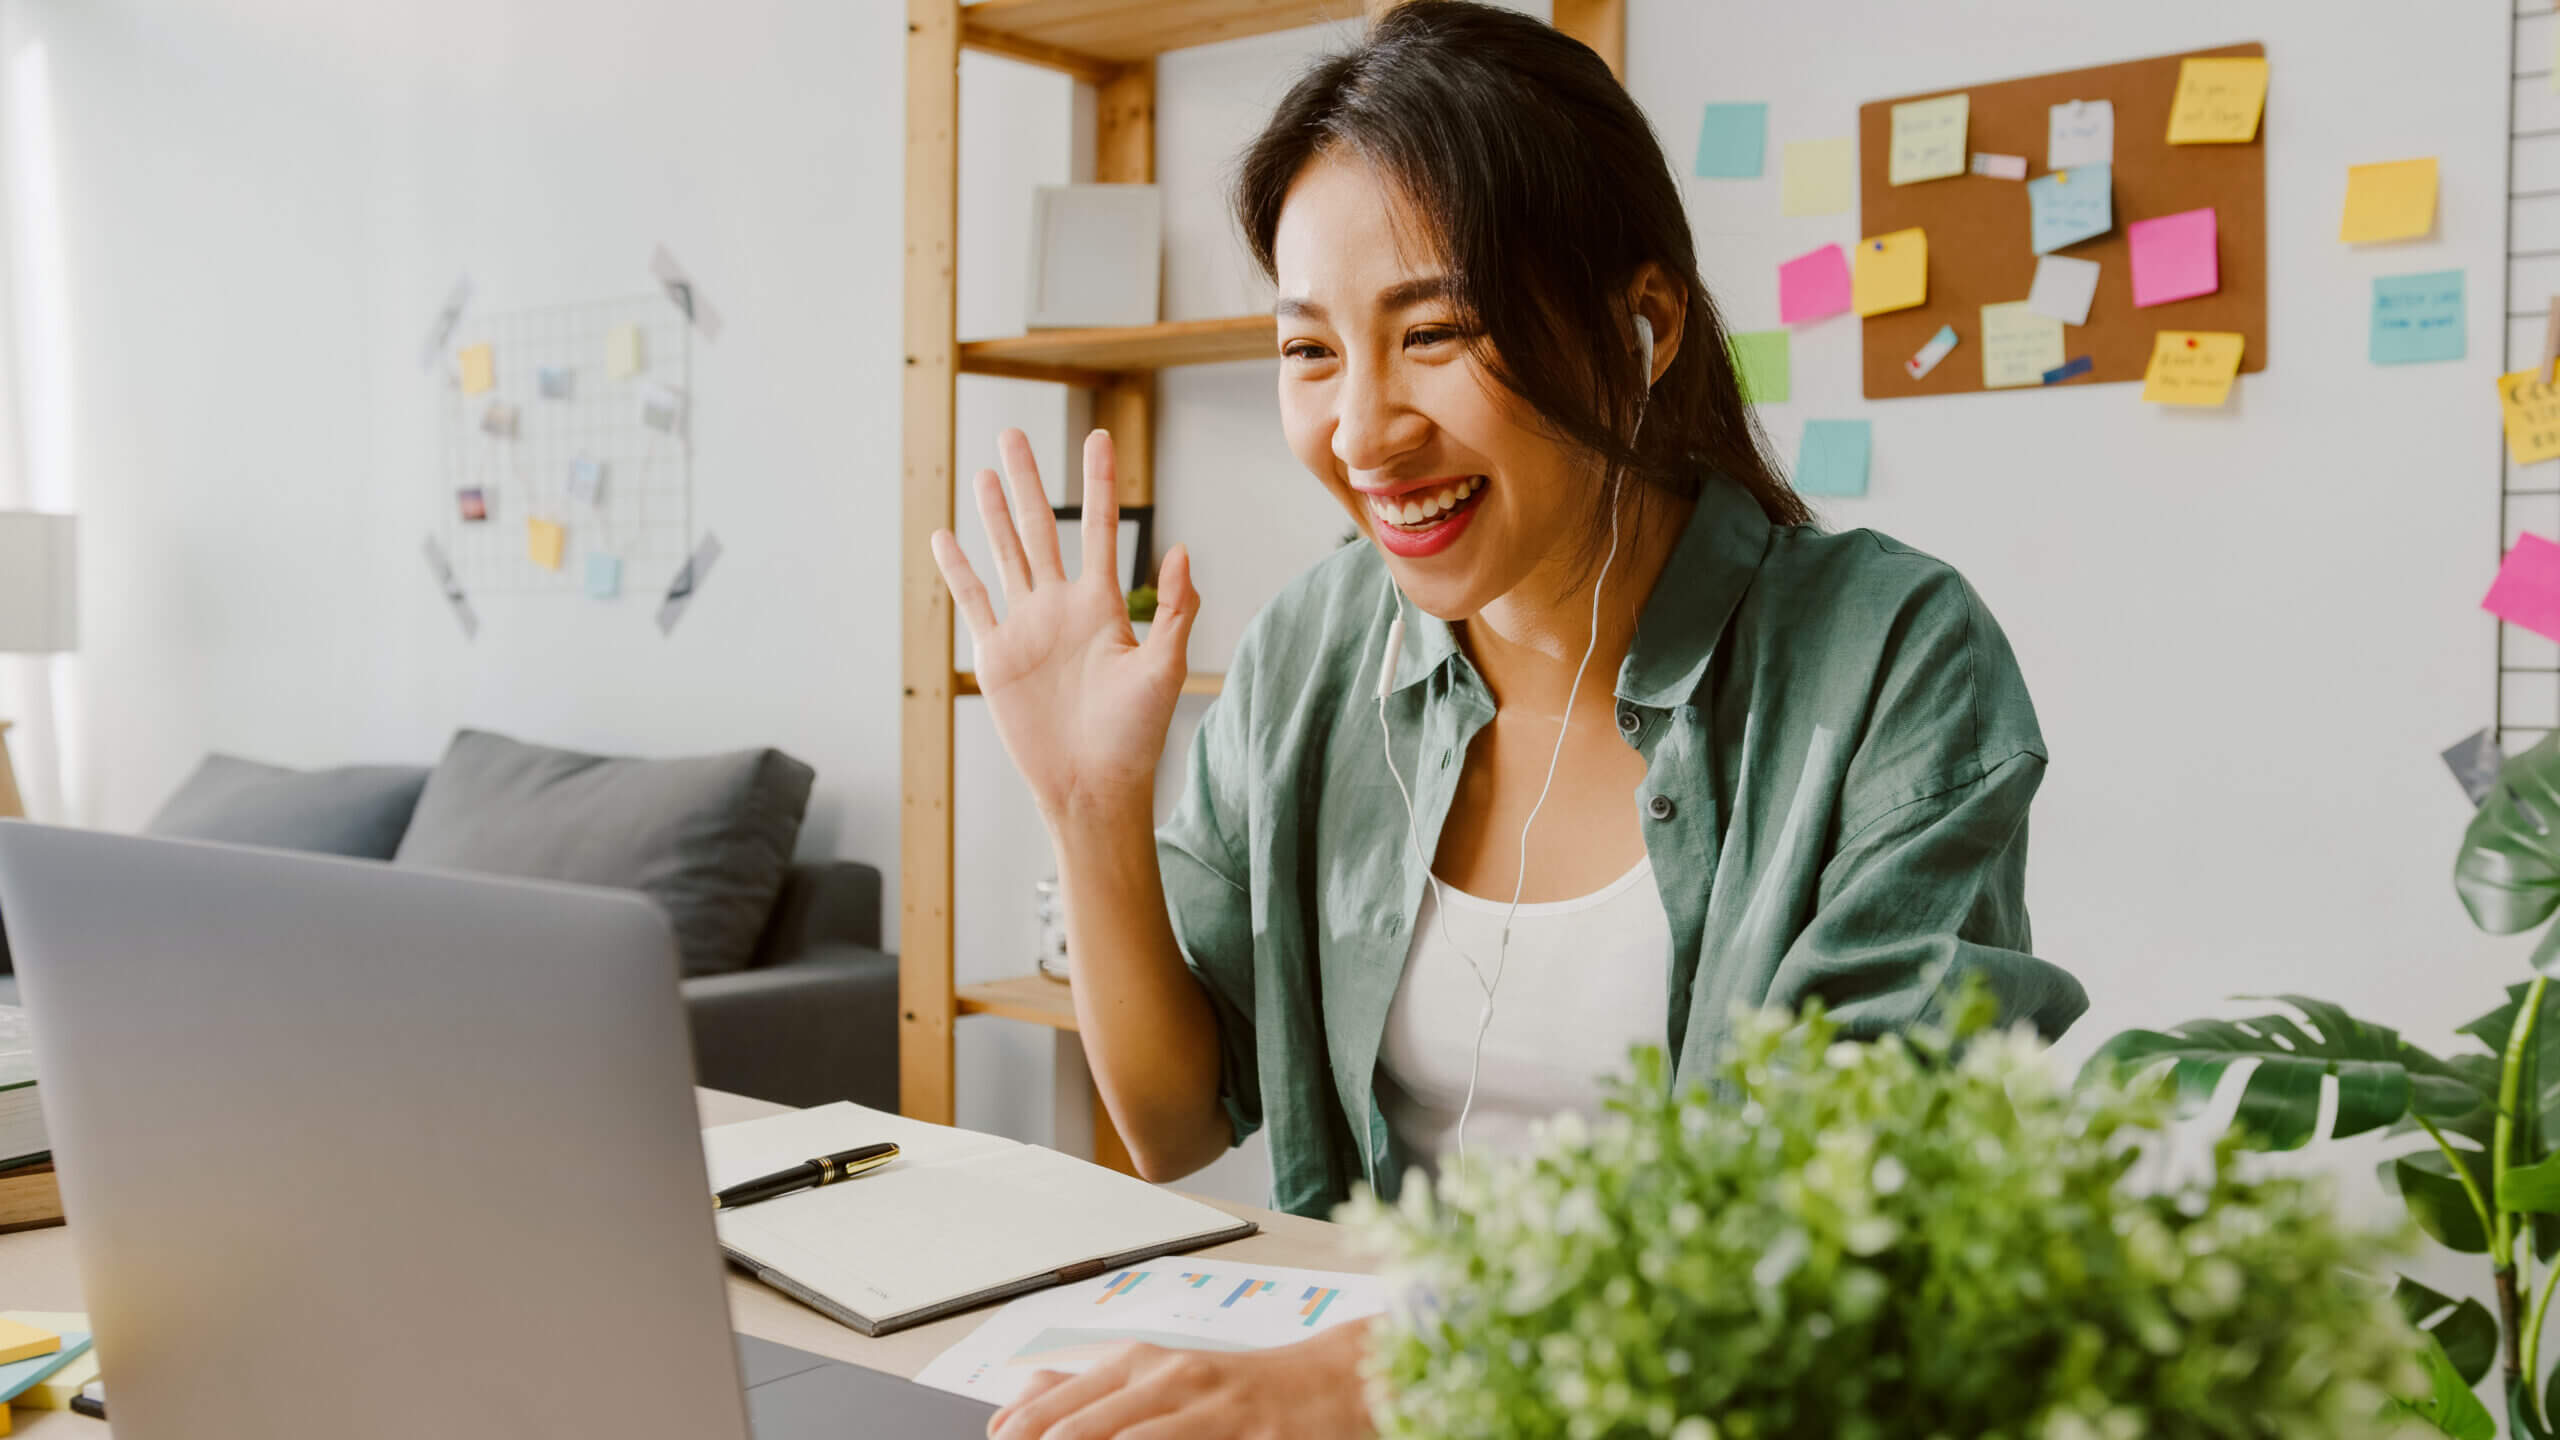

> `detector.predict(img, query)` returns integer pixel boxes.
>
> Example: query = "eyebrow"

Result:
[1274,274,1455,322]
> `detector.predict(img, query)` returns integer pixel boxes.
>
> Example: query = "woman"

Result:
[935,3,2088,1435]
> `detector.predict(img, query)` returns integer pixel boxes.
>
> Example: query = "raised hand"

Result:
[931,428,1198,827]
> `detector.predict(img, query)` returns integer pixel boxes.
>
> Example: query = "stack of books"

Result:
[0,1010,52,1235]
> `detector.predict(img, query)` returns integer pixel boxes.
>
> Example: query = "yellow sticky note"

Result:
[2142,331,2245,406]
[2500,371,2560,465]
[1781,137,1854,217]
[16,1351,97,1411]
[1980,302,2064,390]
[607,324,646,380]
[1889,94,1968,186]
[2340,158,2438,244]
[528,517,567,572]
[0,1319,56,1368]
[458,343,495,395]
[2166,57,2268,144]
[1852,229,1928,317]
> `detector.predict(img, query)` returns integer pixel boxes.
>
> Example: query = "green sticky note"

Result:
[1694,103,1767,178]
[1728,329,1791,404]
[1796,420,1870,497]
[2370,269,2464,365]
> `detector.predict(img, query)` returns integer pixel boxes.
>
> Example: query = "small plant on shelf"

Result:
[1126,584,1158,626]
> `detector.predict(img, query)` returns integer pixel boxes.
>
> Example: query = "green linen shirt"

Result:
[1156,472,2087,1218]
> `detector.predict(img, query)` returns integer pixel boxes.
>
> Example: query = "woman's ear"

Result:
[1625,263,1686,387]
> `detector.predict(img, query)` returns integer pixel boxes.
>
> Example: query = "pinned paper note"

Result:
[537,366,575,400]
[607,324,646,380]
[1905,324,1959,380]
[528,517,567,572]
[650,244,725,341]
[640,382,687,437]
[422,537,478,639]
[419,275,473,371]
[1795,420,1870,498]
[1853,229,1928,317]
[2047,99,2113,170]
[1970,153,2026,181]
[2167,57,2268,144]
[2543,298,2560,384]
[2443,728,2505,807]
[586,552,623,600]
[1980,302,2064,390]
[2484,533,2560,645]
[1889,94,1968,185]
[657,533,725,636]
[1778,245,1852,326]
[2499,371,2560,465]
[459,343,496,395]
[457,487,488,523]
[1781,138,1854,216]
[481,402,521,439]
[2341,158,2438,244]
[1727,330,1791,404]
[1694,103,1767,178]
[2041,355,2094,385]
[2027,164,2112,254]
[2141,331,2245,406]
[2370,270,2464,366]
[2128,208,2218,309]
[2027,255,2101,326]
[569,455,606,505]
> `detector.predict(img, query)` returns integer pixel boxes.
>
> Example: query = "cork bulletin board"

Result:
[1856,43,2267,399]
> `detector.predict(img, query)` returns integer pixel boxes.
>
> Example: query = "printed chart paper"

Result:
[1853,229,1928,317]
[1980,303,2064,390]
[1888,94,1969,186]
[1781,138,1854,216]
[2166,57,2267,144]
[2141,331,2245,406]
[2047,99,2113,170]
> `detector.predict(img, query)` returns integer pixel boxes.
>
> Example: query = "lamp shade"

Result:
[0,511,76,654]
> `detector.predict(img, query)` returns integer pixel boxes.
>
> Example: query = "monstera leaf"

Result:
[2079,994,2491,1151]
[2457,730,2560,947]
[2382,1333,2495,1440]
[2394,1276,2499,1388]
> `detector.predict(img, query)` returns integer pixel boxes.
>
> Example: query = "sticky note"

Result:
[1694,104,1767,179]
[457,487,488,523]
[2167,57,2268,144]
[528,517,567,571]
[2141,331,2245,406]
[20,1351,97,1411]
[458,343,495,395]
[1781,138,1854,216]
[586,552,623,599]
[537,366,573,400]
[480,401,520,439]
[2499,370,2560,464]
[1889,94,1968,185]
[1980,302,2064,390]
[2485,534,2560,644]
[640,382,687,437]
[569,454,606,504]
[1727,330,1790,404]
[607,324,646,379]
[1969,153,2026,180]
[0,1331,84,1405]
[2027,164,2112,254]
[2047,99,2113,169]
[1778,245,1852,326]
[2128,208,2218,309]
[1853,229,1927,317]
[0,1322,54,1369]
[2341,158,2438,244]
[2027,254,2101,326]
[1905,324,1959,380]
[1795,420,1870,498]
[2370,270,2465,366]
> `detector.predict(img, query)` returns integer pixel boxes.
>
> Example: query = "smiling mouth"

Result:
[1367,476,1486,533]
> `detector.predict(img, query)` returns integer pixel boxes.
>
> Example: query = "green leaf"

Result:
[2516,1374,2557,1440]
[2384,1334,2496,1439]
[2380,1148,2493,1253]
[2393,1276,2499,1387]
[2509,1154,2560,1213]
[2458,732,2560,935]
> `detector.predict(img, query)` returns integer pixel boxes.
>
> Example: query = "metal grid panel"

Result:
[2505,3,2553,746]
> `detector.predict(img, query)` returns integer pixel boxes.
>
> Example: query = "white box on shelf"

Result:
[1026,184,1163,330]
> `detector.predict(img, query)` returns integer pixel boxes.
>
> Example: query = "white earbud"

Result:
[1634,312,1655,385]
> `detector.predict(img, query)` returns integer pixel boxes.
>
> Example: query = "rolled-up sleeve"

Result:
[1156,665,1263,1148]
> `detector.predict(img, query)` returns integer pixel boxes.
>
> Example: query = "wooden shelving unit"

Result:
[901,0,1626,1169]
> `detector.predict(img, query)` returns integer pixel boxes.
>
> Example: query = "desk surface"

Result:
[0,1088,1356,1435]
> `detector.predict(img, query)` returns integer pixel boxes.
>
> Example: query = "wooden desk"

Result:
[0,1088,1357,1434]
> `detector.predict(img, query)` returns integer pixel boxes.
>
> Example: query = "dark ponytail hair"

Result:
[1234,0,1810,546]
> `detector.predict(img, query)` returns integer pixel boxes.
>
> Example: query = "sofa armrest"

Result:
[749,860,883,966]
[681,943,899,1111]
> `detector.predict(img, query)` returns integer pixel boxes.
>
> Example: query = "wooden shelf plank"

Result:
[960,315,1275,379]
[957,973,1082,1030]
[954,670,1223,697]
[963,0,1367,66]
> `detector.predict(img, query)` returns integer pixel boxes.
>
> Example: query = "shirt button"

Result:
[1616,707,1640,735]
[1646,793,1675,821]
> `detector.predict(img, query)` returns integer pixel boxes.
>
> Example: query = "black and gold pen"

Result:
[712,1143,901,1210]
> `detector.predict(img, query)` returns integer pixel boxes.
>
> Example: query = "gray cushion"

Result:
[144,754,432,861]
[393,730,814,977]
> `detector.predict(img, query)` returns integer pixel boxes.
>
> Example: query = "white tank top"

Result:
[1375,857,1673,1180]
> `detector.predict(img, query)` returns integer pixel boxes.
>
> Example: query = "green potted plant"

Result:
[2083,730,2560,1439]
[1345,986,2428,1440]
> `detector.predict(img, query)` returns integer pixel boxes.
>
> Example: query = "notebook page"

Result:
[701,1101,1014,1189]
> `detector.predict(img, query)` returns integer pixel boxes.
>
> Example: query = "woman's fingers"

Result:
[1144,544,1198,671]
[998,428,1068,585]
[1081,429,1119,591]
[972,467,1035,601]
[930,530,997,639]
[989,1352,1136,1438]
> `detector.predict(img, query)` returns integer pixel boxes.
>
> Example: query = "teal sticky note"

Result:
[1796,420,1871,498]
[1694,103,1768,179]
[2027,164,2112,254]
[2371,269,2465,365]
[0,1330,88,1402]
[586,552,623,599]
[1727,329,1790,404]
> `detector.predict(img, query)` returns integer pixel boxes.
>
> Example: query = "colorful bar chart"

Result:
[1221,1278,1275,1308]
[1179,1273,1215,1290]
[1095,1270,1150,1304]
[1299,1286,1339,1327]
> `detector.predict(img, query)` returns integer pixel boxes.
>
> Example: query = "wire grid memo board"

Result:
[436,294,693,596]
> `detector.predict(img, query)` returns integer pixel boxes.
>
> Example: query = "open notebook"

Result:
[703,1102,1257,1336]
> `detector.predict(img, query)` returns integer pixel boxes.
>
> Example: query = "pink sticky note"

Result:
[1778,244,1853,326]
[2486,533,2560,644]
[2128,207,2219,309]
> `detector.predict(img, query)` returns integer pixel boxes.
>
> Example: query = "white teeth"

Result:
[1370,477,1486,529]
[1400,500,1424,523]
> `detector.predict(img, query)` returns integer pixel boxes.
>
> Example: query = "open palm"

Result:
[930,428,1198,823]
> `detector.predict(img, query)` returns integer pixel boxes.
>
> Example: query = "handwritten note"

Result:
[1889,94,1969,186]
[2500,371,2560,465]
[2141,332,2245,407]
[1853,229,1928,317]
[2026,255,2101,327]
[2485,534,2560,645]
[585,552,623,600]
[1795,420,1871,498]
[1980,303,2065,390]
[1727,330,1791,405]
[1694,103,1767,178]
[2128,208,2219,309]
[528,517,567,572]
[459,343,495,395]
[2167,57,2268,144]
[2369,270,2465,366]
[1778,245,1852,326]
[607,324,646,380]
[1781,138,1853,216]
[2341,158,2438,244]
[1905,324,1959,380]
[2027,164,2112,254]
[2047,99,2113,170]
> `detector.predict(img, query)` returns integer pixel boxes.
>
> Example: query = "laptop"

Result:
[0,821,996,1439]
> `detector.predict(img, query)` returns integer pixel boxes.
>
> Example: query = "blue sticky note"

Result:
[1796,420,1871,498]
[2371,269,2465,365]
[586,552,623,599]
[2027,164,2112,255]
[0,1330,88,1402]
[1694,103,1768,179]
[2041,355,2094,385]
